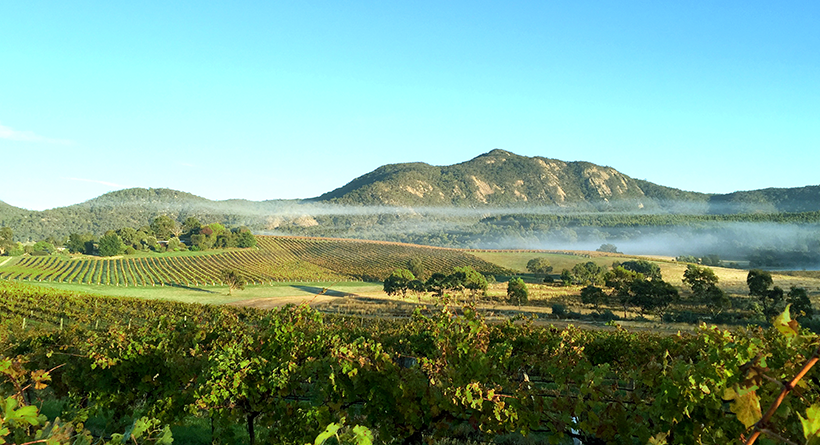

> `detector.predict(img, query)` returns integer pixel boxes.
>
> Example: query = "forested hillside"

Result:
[2,151,819,269]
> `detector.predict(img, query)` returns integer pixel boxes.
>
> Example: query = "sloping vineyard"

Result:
[0,236,509,285]
[258,236,508,280]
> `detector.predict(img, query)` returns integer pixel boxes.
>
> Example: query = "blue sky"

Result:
[1,1,818,210]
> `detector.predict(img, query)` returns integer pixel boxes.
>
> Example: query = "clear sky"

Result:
[2,1,818,210]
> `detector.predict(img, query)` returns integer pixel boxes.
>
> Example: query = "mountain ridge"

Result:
[316,149,710,209]
[2,150,820,242]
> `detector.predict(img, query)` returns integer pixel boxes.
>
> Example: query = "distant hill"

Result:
[315,149,710,210]
[2,150,819,243]
[0,200,27,216]
[707,185,820,214]
[0,188,311,242]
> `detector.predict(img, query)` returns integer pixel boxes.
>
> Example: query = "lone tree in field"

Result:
[507,277,528,307]
[747,269,781,318]
[580,285,608,313]
[221,269,246,295]
[683,264,729,315]
[596,243,619,253]
[526,257,553,281]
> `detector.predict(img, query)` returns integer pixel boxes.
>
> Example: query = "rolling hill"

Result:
[1,150,819,244]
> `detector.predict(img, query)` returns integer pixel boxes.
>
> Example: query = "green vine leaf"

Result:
[313,422,342,445]
[723,385,762,429]
[801,404,820,445]
[773,304,800,341]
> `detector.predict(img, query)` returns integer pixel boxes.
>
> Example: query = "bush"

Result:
[551,303,566,317]
[124,246,137,255]
[506,277,528,306]
[591,310,619,322]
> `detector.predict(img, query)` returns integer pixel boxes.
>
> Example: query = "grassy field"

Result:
[22,280,384,305]
[470,250,631,273]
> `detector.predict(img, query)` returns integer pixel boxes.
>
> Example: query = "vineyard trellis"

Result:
[0,235,509,286]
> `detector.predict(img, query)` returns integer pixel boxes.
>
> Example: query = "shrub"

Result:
[551,303,566,317]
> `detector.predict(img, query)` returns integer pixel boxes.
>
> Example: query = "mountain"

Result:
[315,149,709,209]
[316,150,820,213]
[2,150,820,243]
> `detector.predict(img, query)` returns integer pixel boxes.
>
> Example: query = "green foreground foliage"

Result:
[1,280,819,444]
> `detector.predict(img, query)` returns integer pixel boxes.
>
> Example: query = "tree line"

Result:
[0,216,257,258]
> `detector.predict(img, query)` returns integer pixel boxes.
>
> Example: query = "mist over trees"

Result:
[2,164,820,269]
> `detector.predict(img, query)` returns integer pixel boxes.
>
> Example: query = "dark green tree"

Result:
[596,243,619,253]
[616,260,662,281]
[682,264,719,296]
[526,257,553,280]
[787,286,814,319]
[383,269,416,297]
[605,266,644,317]
[98,232,124,256]
[66,233,95,254]
[747,269,773,298]
[117,227,139,248]
[559,269,573,286]
[32,240,56,254]
[580,285,608,312]
[701,254,722,267]
[762,286,785,319]
[235,229,257,248]
[683,264,728,314]
[44,235,65,249]
[425,273,448,297]
[182,216,201,235]
[570,261,606,285]
[507,277,528,307]
[150,215,178,240]
[675,255,699,264]
[0,227,14,255]
[454,266,488,299]
[747,269,784,318]
[628,278,679,317]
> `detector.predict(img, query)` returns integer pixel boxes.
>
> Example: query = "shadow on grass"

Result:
[291,285,350,297]
[167,283,220,294]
